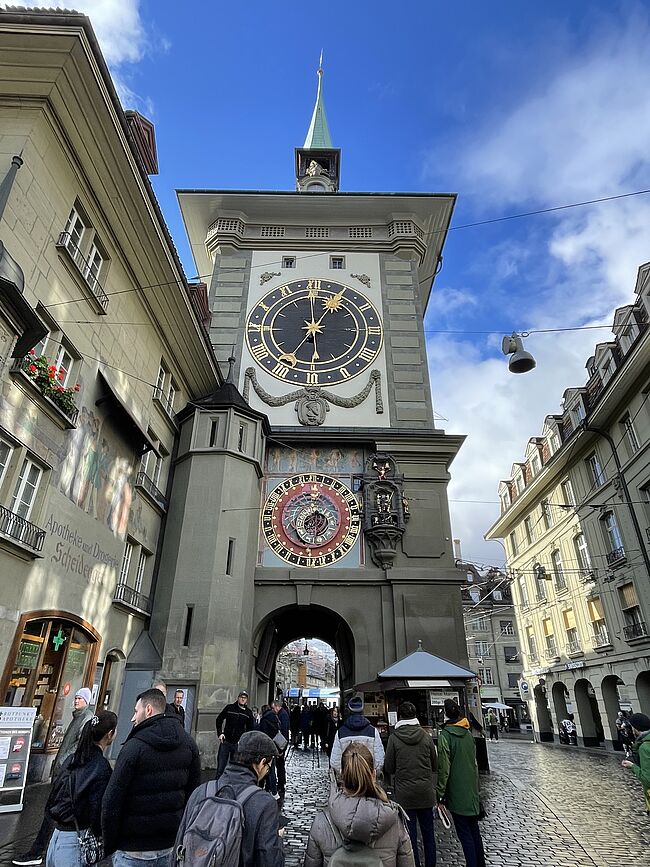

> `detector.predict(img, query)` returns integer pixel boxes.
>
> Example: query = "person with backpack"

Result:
[330,696,385,775]
[304,742,414,866]
[45,710,117,867]
[101,688,201,867]
[173,730,284,867]
[621,712,650,815]
[436,700,485,867]
[384,702,437,867]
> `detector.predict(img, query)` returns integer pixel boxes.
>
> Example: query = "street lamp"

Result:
[303,641,309,656]
[501,333,536,374]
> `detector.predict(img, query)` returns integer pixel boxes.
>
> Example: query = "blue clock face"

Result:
[246,278,383,386]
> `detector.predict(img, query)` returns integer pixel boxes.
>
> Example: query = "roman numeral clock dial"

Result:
[246,279,383,386]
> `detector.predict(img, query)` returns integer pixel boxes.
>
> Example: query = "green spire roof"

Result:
[303,52,332,149]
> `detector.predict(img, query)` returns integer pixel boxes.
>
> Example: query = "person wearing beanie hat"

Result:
[12,686,94,865]
[329,693,385,775]
[622,712,650,814]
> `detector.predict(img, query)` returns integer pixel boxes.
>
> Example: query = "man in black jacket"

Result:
[215,689,254,779]
[259,704,281,798]
[101,688,200,867]
[216,731,283,867]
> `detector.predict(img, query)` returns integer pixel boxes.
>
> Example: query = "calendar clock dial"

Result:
[246,278,383,386]
[262,473,361,567]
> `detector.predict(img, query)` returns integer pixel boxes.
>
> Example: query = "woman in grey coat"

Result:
[304,742,414,867]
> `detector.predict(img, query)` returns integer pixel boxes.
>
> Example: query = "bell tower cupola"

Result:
[295,52,340,193]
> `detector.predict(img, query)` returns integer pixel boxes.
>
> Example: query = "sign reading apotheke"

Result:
[44,513,120,583]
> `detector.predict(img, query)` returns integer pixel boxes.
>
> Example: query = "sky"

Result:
[10,0,650,566]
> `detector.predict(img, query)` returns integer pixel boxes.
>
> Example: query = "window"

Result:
[526,628,538,661]
[563,608,580,653]
[58,203,109,311]
[551,549,566,590]
[226,538,235,576]
[64,206,87,252]
[139,432,167,498]
[524,516,534,546]
[83,244,104,291]
[238,423,247,452]
[182,605,194,647]
[166,380,176,415]
[515,475,524,495]
[479,668,494,685]
[587,452,605,487]
[560,479,575,507]
[10,458,42,519]
[620,413,640,454]
[509,531,518,557]
[282,257,296,268]
[119,540,135,584]
[618,582,642,627]
[549,431,561,454]
[330,256,345,269]
[0,439,13,487]
[154,362,177,420]
[573,533,592,575]
[541,499,553,530]
[530,452,542,477]
[601,512,624,558]
[572,402,585,426]
[500,620,514,636]
[209,419,219,448]
[155,363,166,394]
[473,640,491,658]
[518,575,529,607]
[134,549,149,593]
[601,357,615,384]
[504,646,519,664]
[507,673,520,688]
[473,616,489,632]
[619,320,639,352]
[588,597,609,646]
[500,491,510,512]
[542,618,556,657]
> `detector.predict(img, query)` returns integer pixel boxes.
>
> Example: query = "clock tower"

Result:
[153,62,467,758]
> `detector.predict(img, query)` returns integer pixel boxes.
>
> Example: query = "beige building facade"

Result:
[486,266,650,749]
[0,10,218,781]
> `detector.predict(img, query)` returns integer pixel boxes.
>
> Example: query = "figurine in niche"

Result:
[306,159,328,177]
[372,459,392,480]
[402,495,410,519]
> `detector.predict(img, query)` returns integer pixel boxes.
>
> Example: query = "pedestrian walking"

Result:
[276,701,290,797]
[304,742,414,866]
[259,703,281,798]
[384,702,437,867]
[486,710,498,743]
[101,688,201,866]
[621,711,650,815]
[13,688,94,866]
[324,707,341,757]
[169,689,186,727]
[45,711,116,867]
[290,704,301,746]
[616,711,633,754]
[314,703,329,751]
[215,689,255,779]
[436,699,486,867]
[300,704,314,749]
[330,695,385,775]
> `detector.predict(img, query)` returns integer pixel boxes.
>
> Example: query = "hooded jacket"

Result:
[435,718,480,817]
[304,788,414,867]
[629,730,650,799]
[51,705,94,778]
[101,713,201,854]
[384,722,437,809]
[330,713,385,774]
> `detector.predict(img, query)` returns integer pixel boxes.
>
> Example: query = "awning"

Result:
[287,688,301,697]
[96,369,156,455]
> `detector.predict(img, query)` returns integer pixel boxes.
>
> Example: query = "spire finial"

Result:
[303,53,333,149]
[417,639,423,651]
[318,49,323,75]
[226,346,236,384]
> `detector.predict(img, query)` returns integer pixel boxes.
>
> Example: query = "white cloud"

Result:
[427,286,477,318]
[425,12,650,564]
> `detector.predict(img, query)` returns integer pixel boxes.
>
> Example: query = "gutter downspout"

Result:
[582,422,650,579]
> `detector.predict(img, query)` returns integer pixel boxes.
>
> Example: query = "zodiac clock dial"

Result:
[246,278,383,386]
[262,473,362,567]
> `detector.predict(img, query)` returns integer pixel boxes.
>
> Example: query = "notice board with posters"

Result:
[0,707,37,813]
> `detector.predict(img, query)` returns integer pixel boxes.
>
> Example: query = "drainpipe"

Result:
[582,423,650,580]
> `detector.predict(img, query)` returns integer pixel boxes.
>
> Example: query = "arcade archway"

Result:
[574,678,604,747]
[601,674,625,749]
[636,670,650,715]
[253,604,354,707]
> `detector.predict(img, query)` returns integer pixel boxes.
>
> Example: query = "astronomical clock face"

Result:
[246,278,383,386]
[262,473,361,567]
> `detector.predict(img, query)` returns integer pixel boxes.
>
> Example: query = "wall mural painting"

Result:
[55,406,134,539]
[265,445,364,476]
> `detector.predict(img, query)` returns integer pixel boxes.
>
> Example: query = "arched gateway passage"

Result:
[253,605,354,706]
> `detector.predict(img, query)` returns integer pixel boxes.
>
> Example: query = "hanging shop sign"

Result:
[0,706,37,814]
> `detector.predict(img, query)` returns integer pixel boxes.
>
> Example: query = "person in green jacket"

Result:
[621,712,650,815]
[385,701,437,867]
[436,700,485,867]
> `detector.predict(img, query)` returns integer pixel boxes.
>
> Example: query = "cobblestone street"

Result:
[1,739,648,866]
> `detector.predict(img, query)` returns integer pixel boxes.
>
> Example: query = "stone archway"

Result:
[533,683,553,742]
[253,604,355,706]
[636,670,650,716]
[575,678,604,747]
[552,680,569,725]
[601,674,624,750]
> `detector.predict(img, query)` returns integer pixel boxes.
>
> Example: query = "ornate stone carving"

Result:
[351,273,371,288]
[306,159,329,177]
[361,454,408,569]
[243,368,383,425]
[260,271,281,285]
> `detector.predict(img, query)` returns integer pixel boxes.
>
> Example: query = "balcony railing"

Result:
[606,546,626,566]
[536,590,547,602]
[527,654,540,666]
[580,569,597,584]
[554,576,568,592]
[592,628,611,648]
[0,504,46,552]
[56,233,109,311]
[135,471,167,510]
[113,582,152,616]
[544,640,558,659]
[566,638,583,655]
[623,621,648,641]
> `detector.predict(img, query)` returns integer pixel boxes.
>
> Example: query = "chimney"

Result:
[125,111,158,175]
[188,282,210,332]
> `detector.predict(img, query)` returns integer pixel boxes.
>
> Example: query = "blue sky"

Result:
[18,0,650,564]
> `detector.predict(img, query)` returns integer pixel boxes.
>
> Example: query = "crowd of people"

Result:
[10,683,650,867]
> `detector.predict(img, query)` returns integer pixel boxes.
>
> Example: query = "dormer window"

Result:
[571,402,585,427]
[530,452,541,477]
[549,431,560,454]
[620,320,640,352]
[515,475,524,495]
[600,356,615,384]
